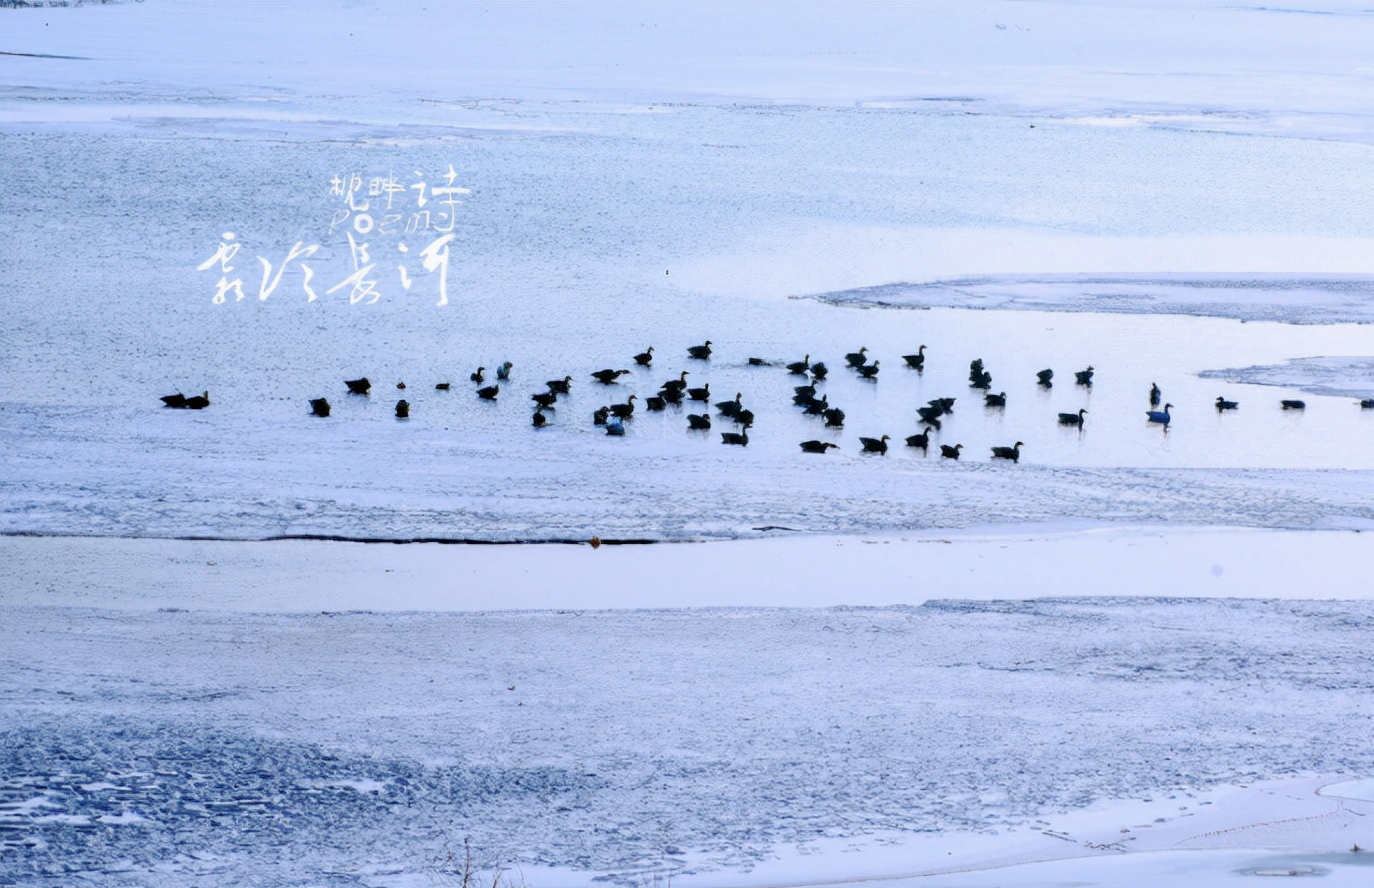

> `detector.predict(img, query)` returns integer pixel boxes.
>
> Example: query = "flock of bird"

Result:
[159,341,1374,462]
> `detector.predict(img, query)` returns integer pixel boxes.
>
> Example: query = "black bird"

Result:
[844,347,868,368]
[970,370,992,390]
[1150,383,1161,407]
[857,361,880,380]
[787,355,811,375]
[477,385,499,401]
[533,410,548,428]
[905,428,932,452]
[435,382,451,391]
[822,407,845,428]
[593,406,610,425]
[346,377,371,394]
[183,391,210,410]
[929,397,956,414]
[1215,396,1239,412]
[940,443,963,459]
[592,369,630,385]
[495,362,513,381]
[1075,366,1094,387]
[659,386,684,405]
[984,391,1007,408]
[161,393,187,408]
[645,396,666,412]
[547,376,573,394]
[859,435,890,454]
[1361,399,1374,409]
[748,357,768,366]
[634,347,654,366]
[609,395,638,420]
[716,393,744,417]
[661,371,689,393]
[1146,403,1173,427]
[687,384,711,402]
[1281,399,1306,410]
[1036,368,1054,388]
[794,383,818,399]
[991,441,1024,462]
[810,362,829,380]
[721,426,750,446]
[310,397,331,417]
[1058,408,1087,427]
[800,440,838,453]
[734,408,755,426]
[687,414,712,430]
[902,345,927,371]
[687,340,712,360]
[531,392,558,409]
[917,406,944,425]
[802,395,830,415]
[470,368,485,384]
[395,399,410,418]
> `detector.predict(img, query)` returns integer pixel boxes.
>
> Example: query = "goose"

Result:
[1058,408,1087,427]
[531,392,558,409]
[592,369,630,385]
[748,357,768,366]
[183,391,211,410]
[345,377,371,394]
[1036,369,1054,388]
[939,443,963,459]
[859,435,890,454]
[1281,399,1306,410]
[310,397,331,417]
[609,395,637,420]
[395,399,409,418]
[969,371,992,390]
[495,362,513,381]
[659,386,684,405]
[929,397,956,414]
[593,406,610,425]
[687,414,711,430]
[476,385,499,401]
[734,409,755,427]
[532,410,548,428]
[786,355,811,375]
[605,420,625,436]
[968,358,986,383]
[810,362,829,380]
[1215,396,1239,412]
[687,383,711,401]
[469,368,485,384]
[660,371,689,393]
[634,347,654,366]
[1361,399,1374,409]
[905,428,932,452]
[435,382,451,391]
[794,383,818,398]
[687,340,712,360]
[802,395,830,415]
[990,441,1023,462]
[902,345,927,370]
[160,393,187,408]
[844,347,868,368]
[1150,383,1161,407]
[546,376,573,394]
[822,407,845,428]
[716,391,741,414]
[1146,403,1173,427]
[799,440,838,453]
[917,406,944,425]
[857,361,880,380]
[721,425,750,446]
[1075,366,1094,387]
[645,396,666,412]
[984,391,1007,408]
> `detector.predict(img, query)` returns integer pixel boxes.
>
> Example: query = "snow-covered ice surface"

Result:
[5,0,1374,885]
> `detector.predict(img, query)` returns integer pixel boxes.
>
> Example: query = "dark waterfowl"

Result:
[476,385,499,401]
[687,384,711,402]
[991,441,1023,462]
[716,393,744,417]
[645,396,666,412]
[495,362,513,381]
[634,347,654,366]
[902,345,927,371]
[794,383,818,399]
[1150,383,1161,407]
[1281,399,1306,410]
[592,368,630,385]
[845,347,868,368]
[531,392,558,409]
[532,409,548,428]
[605,420,625,436]
[940,443,963,459]
[859,435,891,454]
[984,391,1007,408]
[786,355,811,375]
[310,397,331,417]
[802,395,830,415]
[687,413,712,430]
[1215,396,1239,412]
[1058,408,1087,427]
[346,377,371,394]
[1146,403,1173,427]
[917,406,944,425]
[469,368,485,384]
[593,406,610,425]
[160,393,187,408]
[748,357,768,366]
[547,376,573,394]
[969,371,992,390]
[1075,366,1094,387]
[905,428,932,452]
[929,397,956,414]
[800,440,838,453]
[734,408,755,426]
[1036,369,1054,388]
[659,386,684,405]
[857,361,880,380]
[810,362,829,380]
[183,391,210,410]
[822,407,845,428]
[435,382,451,391]
[1361,399,1374,409]
[687,340,713,360]
[721,425,750,446]
[395,399,409,418]
[661,371,689,393]
[609,395,638,420]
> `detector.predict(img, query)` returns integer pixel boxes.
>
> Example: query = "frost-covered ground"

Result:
[5,1,1374,885]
